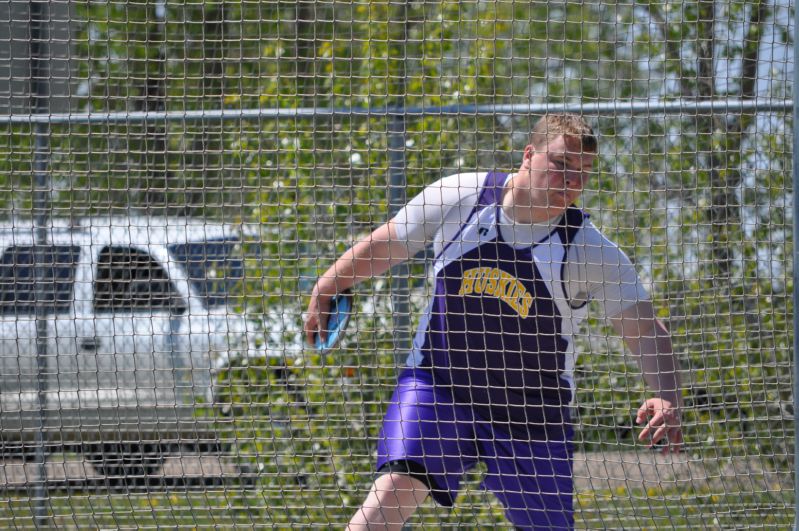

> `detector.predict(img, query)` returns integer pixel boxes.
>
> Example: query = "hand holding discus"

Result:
[305,289,354,354]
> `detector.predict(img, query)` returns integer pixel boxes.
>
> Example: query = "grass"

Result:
[0,481,793,529]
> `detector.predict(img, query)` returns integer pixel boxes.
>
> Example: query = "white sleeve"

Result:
[566,223,650,319]
[391,172,483,256]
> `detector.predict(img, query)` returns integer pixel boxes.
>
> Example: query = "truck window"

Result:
[93,246,186,314]
[168,239,245,307]
[0,245,80,315]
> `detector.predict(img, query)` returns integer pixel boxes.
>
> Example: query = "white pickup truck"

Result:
[0,216,273,480]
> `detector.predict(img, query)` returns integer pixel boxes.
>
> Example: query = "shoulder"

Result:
[411,171,487,212]
[563,219,648,309]
[571,219,609,246]
[432,171,486,197]
[568,219,632,266]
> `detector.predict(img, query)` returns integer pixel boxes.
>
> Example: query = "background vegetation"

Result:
[0,0,794,527]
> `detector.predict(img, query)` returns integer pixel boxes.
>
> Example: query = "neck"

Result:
[501,185,567,225]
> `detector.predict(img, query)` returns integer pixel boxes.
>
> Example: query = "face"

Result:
[515,134,596,221]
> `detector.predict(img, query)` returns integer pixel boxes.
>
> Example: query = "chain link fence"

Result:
[0,0,794,528]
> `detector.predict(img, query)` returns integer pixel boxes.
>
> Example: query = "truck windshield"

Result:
[0,245,81,314]
[168,239,245,307]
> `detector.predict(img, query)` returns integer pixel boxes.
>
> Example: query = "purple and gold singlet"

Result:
[408,171,590,440]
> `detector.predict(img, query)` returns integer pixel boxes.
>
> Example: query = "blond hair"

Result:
[530,114,597,154]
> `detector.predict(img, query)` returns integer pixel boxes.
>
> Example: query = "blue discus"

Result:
[315,290,353,353]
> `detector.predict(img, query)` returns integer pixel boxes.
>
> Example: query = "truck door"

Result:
[88,246,187,411]
[0,244,80,418]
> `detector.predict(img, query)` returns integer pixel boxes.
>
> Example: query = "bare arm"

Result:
[303,221,410,346]
[609,300,683,452]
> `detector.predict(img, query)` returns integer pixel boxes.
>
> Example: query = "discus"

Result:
[314,290,353,354]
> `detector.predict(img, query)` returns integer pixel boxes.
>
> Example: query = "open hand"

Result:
[636,397,683,454]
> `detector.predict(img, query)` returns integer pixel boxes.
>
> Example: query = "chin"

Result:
[548,196,570,208]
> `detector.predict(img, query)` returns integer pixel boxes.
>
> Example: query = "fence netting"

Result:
[0,0,794,528]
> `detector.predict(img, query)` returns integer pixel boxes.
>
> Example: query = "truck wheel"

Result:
[86,442,164,486]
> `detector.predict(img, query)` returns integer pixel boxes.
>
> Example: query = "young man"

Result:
[304,114,683,530]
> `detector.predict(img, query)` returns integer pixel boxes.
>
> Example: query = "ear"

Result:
[523,144,535,159]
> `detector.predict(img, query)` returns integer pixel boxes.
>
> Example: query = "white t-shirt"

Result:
[391,172,649,318]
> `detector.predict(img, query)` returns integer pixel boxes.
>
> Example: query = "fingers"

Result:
[302,298,317,346]
[635,402,650,425]
[637,410,664,445]
[303,294,332,347]
[652,425,683,455]
[304,312,320,347]
[639,420,682,453]
[637,399,683,454]
[664,427,684,455]
[304,309,325,347]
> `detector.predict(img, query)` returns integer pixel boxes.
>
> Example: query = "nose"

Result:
[564,169,584,189]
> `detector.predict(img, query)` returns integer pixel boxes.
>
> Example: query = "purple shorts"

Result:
[376,369,574,530]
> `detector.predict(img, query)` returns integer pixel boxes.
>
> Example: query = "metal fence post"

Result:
[387,111,411,368]
[793,0,799,524]
[387,0,412,370]
[30,0,52,527]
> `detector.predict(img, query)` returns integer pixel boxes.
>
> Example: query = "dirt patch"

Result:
[573,450,792,493]
[0,455,244,489]
[0,451,791,494]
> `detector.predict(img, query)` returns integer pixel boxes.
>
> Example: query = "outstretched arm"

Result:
[609,300,683,453]
[303,221,410,346]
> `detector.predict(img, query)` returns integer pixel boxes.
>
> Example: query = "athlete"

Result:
[304,114,683,530]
